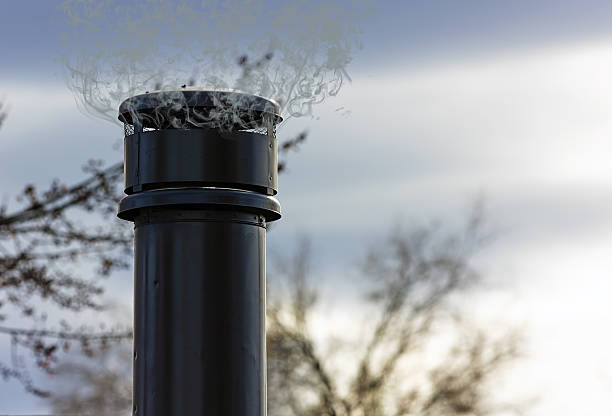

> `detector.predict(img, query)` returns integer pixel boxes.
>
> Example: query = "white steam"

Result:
[120,88,281,131]
[60,0,369,127]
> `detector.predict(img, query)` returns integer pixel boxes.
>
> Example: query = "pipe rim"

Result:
[118,187,281,222]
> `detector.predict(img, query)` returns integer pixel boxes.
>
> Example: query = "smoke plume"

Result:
[60,0,369,127]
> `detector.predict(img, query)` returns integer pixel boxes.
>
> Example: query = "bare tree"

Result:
[266,214,522,416]
[47,212,523,416]
[0,157,132,396]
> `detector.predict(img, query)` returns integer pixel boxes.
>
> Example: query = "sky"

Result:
[2,0,612,414]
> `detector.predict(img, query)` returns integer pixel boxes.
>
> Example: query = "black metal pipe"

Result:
[117,89,281,415]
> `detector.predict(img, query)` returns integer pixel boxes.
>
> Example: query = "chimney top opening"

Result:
[119,88,282,135]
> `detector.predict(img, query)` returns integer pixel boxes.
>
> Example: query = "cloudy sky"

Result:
[2,0,612,414]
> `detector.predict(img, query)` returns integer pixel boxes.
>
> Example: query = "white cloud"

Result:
[279,39,612,232]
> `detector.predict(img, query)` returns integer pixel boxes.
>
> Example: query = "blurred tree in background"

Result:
[0,99,132,395]
[266,220,522,416]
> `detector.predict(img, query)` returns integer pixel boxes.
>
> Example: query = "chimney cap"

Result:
[118,88,282,129]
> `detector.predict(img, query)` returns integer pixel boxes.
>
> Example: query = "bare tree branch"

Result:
[266,212,522,416]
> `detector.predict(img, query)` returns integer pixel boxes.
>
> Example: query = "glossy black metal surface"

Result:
[118,188,281,222]
[132,209,266,415]
[123,128,278,195]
